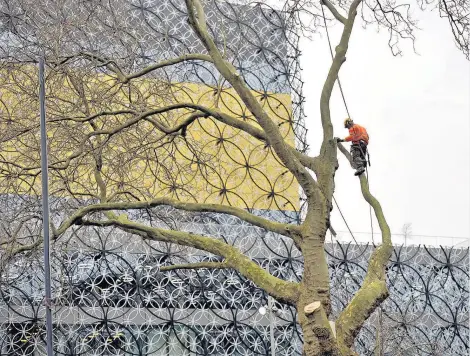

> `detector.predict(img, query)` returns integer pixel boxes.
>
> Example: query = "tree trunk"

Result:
[298,218,339,356]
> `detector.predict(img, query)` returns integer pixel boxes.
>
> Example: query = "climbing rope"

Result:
[332,196,358,245]
[320,3,375,244]
[365,166,374,243]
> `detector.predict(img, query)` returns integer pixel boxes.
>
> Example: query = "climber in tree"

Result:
[336,118,369,176]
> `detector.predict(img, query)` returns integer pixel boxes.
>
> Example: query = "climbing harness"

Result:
[355,140,370,168]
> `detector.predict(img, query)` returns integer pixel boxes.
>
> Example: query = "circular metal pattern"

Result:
[0,0,308,219]
[0,215,468,355]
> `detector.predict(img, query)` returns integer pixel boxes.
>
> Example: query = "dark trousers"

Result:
[351,141,368,170]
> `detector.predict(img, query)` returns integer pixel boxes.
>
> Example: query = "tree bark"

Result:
[298,228,339,356]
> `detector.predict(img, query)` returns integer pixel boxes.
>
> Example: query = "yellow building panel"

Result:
[0,67,300,211]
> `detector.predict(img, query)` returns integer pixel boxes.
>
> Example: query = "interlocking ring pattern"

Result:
[0,0,308,215]
[0,206,468,355]
[0,0,307,143]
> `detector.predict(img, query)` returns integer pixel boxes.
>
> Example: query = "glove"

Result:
[335,137,345,143]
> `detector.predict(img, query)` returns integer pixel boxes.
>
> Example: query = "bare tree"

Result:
[0,0,467,355]
[402,223,412,246]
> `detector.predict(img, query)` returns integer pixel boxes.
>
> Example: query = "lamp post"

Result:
[259,294,276,356]
[39,56,54,356]
[268,295,276,356]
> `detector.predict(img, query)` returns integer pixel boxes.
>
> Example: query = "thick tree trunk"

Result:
[298,211,339,356]
[298,296,338,356]
[298,281,339,355]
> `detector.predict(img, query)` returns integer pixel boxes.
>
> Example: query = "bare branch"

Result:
[81,215,300,304]
[310,0,364,219]
[79,52,215,82]
[55,198,302,243]
[336,146,393,354]
[78,52,127,81]
[2,239,42,259]
[321,0,347,24]
[185,0,319,200]
[159,261,228,272]
[49,110,136,123]
[439,0,469,59]
[319,0,363,141]
[337,142,355,168]
[124,54,214,82]
[42,102,320,179]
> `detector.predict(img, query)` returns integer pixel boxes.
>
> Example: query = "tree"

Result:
[0,0,467,355]
[402,223,412,246]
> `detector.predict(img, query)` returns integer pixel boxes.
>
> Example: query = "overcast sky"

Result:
[298,9,469,247]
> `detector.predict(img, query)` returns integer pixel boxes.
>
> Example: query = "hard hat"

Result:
[344,118,353,128]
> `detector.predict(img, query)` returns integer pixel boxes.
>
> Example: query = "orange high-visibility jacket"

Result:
[345,124,369,144]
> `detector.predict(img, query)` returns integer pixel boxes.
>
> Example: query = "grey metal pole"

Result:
[39,56,54,356]
[268,295,276,356]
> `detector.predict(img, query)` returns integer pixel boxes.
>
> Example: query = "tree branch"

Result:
[185,0,319,200]
[78,52,214,82]
[78,52,127,81]
[303,0,364,242]
[336,145,393,354]
[321,0,347,24]
[50,109,136,123]
[319,0,363,143]
[1,239,42,259]
[55,198,302,245]
[43,103,320,180]
[159,261,228,272]
[14,103,259,172]
[81,215,300,304]
[336,142,356,168]
[124,54,214,83]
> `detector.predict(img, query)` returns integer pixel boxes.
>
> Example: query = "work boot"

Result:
[354,167,365,176]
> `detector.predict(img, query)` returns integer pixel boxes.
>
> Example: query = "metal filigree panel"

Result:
[0,213,468,355]
[0,0,308,217]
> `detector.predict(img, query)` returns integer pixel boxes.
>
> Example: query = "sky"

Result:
[298,9,469,247]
